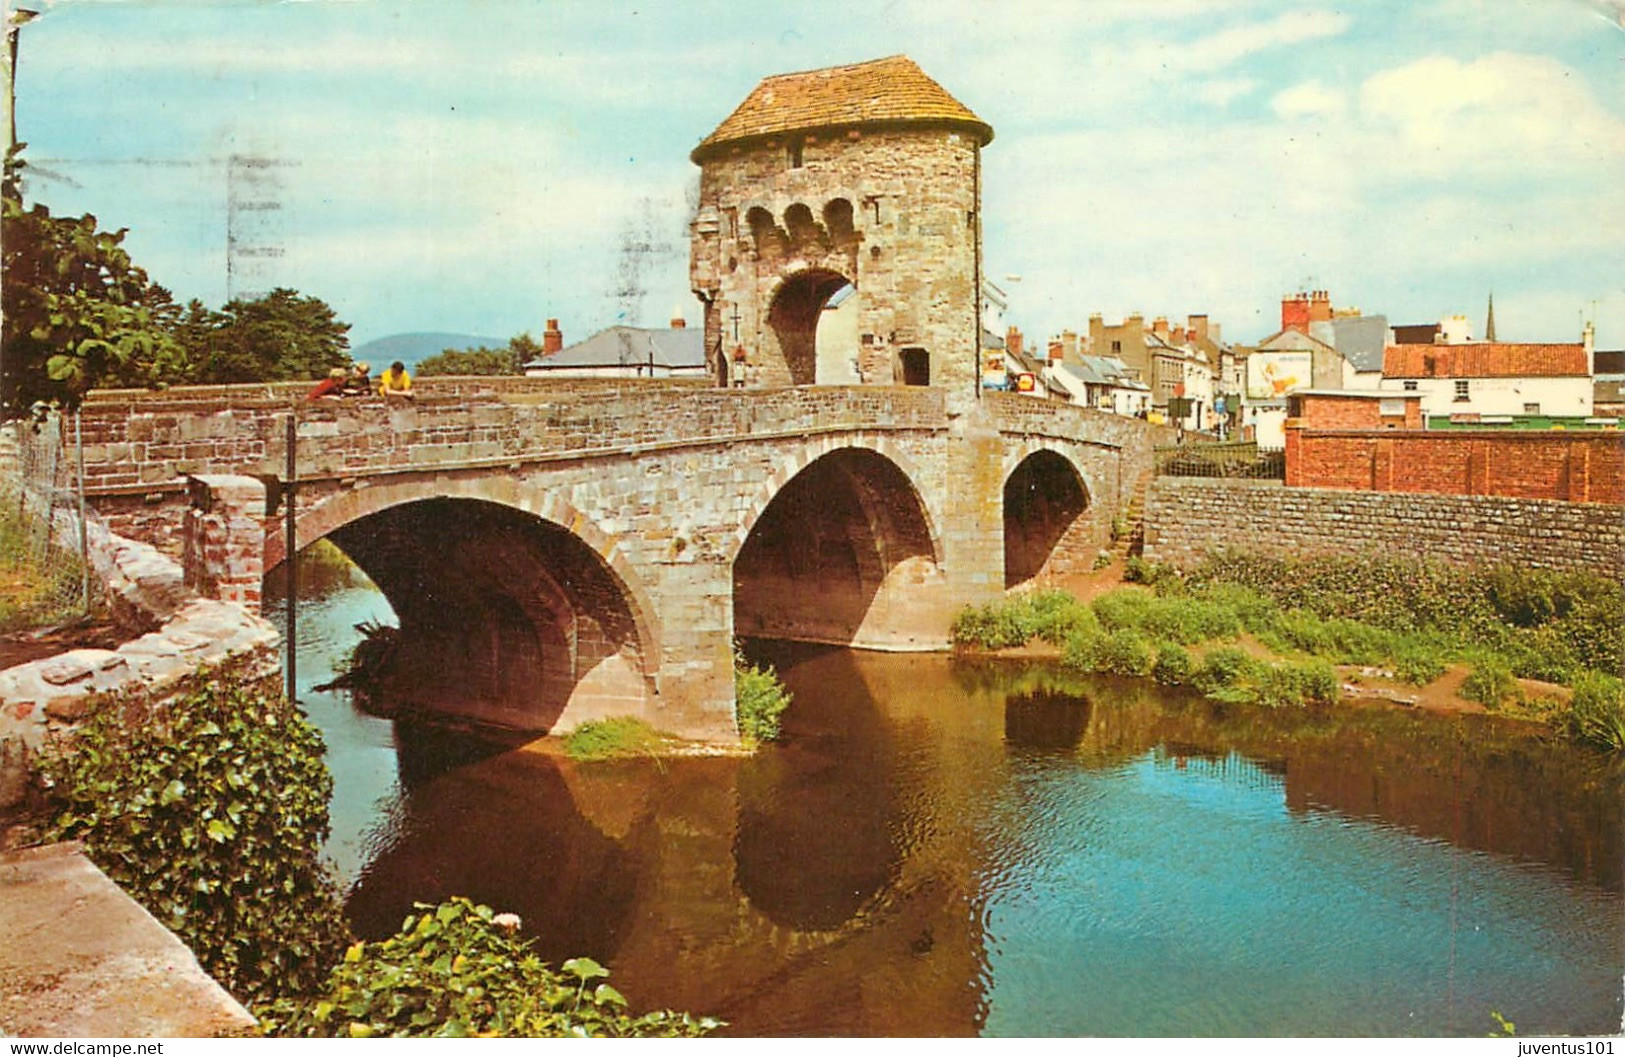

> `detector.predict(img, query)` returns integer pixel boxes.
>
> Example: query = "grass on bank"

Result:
[953,554,1624,752]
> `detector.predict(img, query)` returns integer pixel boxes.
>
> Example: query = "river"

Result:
[264,545,1623,1037]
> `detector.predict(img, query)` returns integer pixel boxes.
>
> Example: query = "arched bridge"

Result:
[75,378,1163,742]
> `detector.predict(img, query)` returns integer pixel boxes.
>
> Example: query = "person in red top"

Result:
[306,367,348,401]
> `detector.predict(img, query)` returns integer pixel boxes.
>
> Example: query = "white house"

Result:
[1380,341,1593,421]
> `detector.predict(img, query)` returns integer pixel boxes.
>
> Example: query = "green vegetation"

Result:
[416,333,542,377]
[0,503,90,632]
[735,654,793,746]
[1564,672,1625,753]
[1462,658,1522,710]
[259,898,719,1038]
[951,554,1623,747]
[39,667,713,1033]
[564,717,668,761]
[42,667,350,1008]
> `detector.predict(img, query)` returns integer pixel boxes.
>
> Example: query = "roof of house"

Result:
[1593,349,1624,377]
[522,326,705,371]
[1255,327,1339,355]
[1392,323,1441,344]
[692,55,992,161]
[1382,343,1590,379]
[1330,314,1389,373]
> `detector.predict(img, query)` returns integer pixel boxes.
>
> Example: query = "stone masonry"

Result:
[689,57,990,406]
[69,379,1159,742]
[1144,477,1624,575]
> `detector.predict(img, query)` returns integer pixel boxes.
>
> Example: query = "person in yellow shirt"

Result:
[377,360,414,401]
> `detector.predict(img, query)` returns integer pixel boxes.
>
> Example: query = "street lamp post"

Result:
[4,7,39,154]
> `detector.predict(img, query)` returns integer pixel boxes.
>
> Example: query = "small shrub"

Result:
[1153,642,1194,686]
[735,656,792,745]
[565,717,666,761]
[1093,628,1157,677]
[1462,659,1522,710]
[43,668,350,1009]
[260,898,719,1038]
[1194,646,1258,695]
[1061,625,1106,672]
[1564,672,1625,753]
[1254,659,1341,708]
[1392,643,1449,686]
[1092,549,1113,571]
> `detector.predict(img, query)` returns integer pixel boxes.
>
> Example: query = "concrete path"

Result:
[0,843,255,1038]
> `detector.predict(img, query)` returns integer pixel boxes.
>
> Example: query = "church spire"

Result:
[1484,291,1497,342]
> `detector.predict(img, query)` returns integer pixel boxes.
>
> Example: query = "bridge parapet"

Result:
[76,380,951,495]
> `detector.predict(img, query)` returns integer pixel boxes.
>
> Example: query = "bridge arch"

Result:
[731,437,949,650]
[264,477,660,732]
[1002,445,1095,588]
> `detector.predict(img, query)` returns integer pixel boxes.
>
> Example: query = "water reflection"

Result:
[270,547,1623,1037]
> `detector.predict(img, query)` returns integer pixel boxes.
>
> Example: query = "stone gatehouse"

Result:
[689,55,992,404]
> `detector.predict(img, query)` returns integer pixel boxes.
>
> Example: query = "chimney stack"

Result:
[1151,316,1169,338]
[1308,290,1333,325]
[1007,325,1024,361]
[670,315,687,329]
[1061,330,1079,361]
[543,318,564,355]
[1281,293,1311,334]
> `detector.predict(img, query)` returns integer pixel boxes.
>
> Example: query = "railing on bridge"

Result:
[1154,440,1284,480]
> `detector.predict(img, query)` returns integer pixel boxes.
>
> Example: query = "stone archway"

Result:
[733,446,947,650]
[276,496,654,733]
[1004,449,1092,588]
[764,268,854,386]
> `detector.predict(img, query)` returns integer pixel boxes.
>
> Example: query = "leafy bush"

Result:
[1060,625,1105,672]
[1091,589,1239,645]
[564,717,666,761]
[260,898,718,1038]
[1462,659,1522,710]
[43,668,350,1008]
[1123,556,1180,588]
[1564,672,1625,753]
[735,656,792,745]
[1092,628,1157,677]
[952,591,1097,650]
[1391,643,1449,686]
[1252,659,1341,708]
[1152,642,1194,686]
[1193,647,1259,696]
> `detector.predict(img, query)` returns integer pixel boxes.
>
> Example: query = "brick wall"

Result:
[1144,477,1623,574]
[1285,427,1623,504]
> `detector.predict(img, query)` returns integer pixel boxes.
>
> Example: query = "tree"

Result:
[182,287,351,384]
[1,149,186,418]
[416,332,543,377]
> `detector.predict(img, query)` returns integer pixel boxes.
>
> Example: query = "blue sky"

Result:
[12,0,1624,350]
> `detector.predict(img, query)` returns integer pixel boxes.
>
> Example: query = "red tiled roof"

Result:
[692,55,992,161]
[1382,343,1590,378]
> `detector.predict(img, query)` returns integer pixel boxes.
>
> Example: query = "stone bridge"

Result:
[75,377,1163,741]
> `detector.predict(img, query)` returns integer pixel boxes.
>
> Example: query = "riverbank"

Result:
[959,552,1617,750]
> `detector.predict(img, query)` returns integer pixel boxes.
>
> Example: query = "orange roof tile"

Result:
[692,55,992,162]
[1382,343,1590,379]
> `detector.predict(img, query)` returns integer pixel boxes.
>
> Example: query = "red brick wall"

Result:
[1286,428,1624,504]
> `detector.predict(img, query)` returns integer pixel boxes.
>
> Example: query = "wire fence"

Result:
[0,412,98,633]
[1154,440,1285,480]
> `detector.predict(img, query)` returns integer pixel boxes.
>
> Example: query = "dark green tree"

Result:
[1,149,187,417]
[183,287,352,384]
[416,331,544,377]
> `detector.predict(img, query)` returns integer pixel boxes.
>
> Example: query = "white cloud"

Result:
[1193,77,1261,108]
[1272,80,1346,120]
[1186,9,1352,71]
[1358,52,1625,177]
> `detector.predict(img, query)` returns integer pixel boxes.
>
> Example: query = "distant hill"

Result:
[350,332,506,373]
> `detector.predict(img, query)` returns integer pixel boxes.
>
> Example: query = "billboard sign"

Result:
[1246,351,1312,400]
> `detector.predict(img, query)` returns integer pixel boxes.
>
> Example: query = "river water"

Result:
[265,547,1624,1037]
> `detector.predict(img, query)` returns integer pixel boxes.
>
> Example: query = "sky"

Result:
[10,0,1625,351]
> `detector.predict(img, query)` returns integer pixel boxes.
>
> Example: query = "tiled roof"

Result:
[693,55,992,161]
[522,326,704,371]
[1382,343,1589,379]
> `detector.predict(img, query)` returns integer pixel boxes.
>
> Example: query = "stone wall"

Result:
[1284,426,1624,504]
[0,509,278,810]
[1144,477,1624,574]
